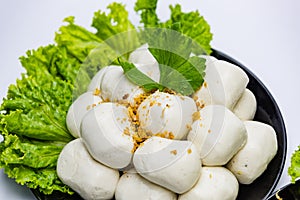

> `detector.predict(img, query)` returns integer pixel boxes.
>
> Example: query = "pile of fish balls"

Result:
[57,45,278,200]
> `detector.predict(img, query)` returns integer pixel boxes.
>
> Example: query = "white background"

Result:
[0,0,299,199]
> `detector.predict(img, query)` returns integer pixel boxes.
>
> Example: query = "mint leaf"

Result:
[162,56,205,95]
[122,29,206,95]
[119,60,164,92]
[147,28,192,68]
[152,57,205,95]
[145,28,205,95]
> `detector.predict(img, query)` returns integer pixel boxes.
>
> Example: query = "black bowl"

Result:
[31,49,287,200]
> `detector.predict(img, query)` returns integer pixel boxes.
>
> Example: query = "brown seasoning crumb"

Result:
[86,105,91,110]
[123,127,130,136]
[93,88,101,96]
[154,131,175,140]
[192,111,201,121]
[186,124,192,130]
[122,93,129,100]
[170,150,177,155]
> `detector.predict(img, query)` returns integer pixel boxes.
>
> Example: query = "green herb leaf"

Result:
[288,146,300,183]
[160,56,206,95]
[147,28,192,68]
[145,28,206,95]
[120,28,206,95]
[118,60,164,92]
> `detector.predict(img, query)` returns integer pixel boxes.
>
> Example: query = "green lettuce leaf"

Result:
[289,146,300,183]
[1,5,130,194]
[134,0,159,27]
[92,3,140,59]
[0,134,65,169]
[0,135,71,195]
[20,45,80,84]
[0,43,77,194]
[1,69,73,142]
[164,4,213,55]
[55,16,114,96]
[55,16,103,63]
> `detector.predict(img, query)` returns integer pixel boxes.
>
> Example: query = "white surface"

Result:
[0,0,299,199]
